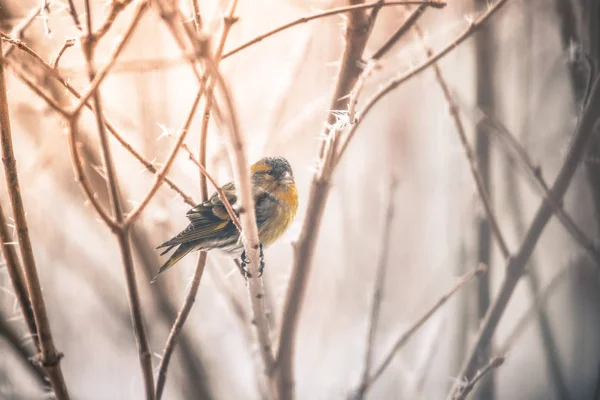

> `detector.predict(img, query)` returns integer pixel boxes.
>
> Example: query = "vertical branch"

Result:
[155,2,239,397]
[0,40,70,400]
[155,252,207,400]
[75,2,155,398]
[275,2,375,398]
[356,175,399,396]
[473,2,496,396]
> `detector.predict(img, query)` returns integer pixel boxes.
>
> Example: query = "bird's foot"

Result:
[239,244,265,278]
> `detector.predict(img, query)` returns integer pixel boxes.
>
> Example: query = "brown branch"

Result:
[347,4,430,122]
[199,0,239,203]
[447,76,600,398]
[480,111,600,266]
[2,2,45,59]
[221,0,445,59]
[181,143,242,231]
[335,0,511,166]
[355,264,487,398]
[414,24,510,260]
[190,0,203,36]
[76,1,154,398]
[70,1,148,116]
[2,31,196,207]
[453,356,505,400]
[52,39,76,70]
[155,252,207,399]
[155,2,239,398]
[0,39,70,400]
[125,82,205,225]
[274,2,379,398]
[0,201,38,351]
[356,175,399,395]
[66,0,83,31]
[89,0,135,46]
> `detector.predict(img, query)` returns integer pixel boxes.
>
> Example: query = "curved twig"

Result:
[221,1,445,59]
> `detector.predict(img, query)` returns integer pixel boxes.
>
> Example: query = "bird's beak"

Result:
[280,171,294,185]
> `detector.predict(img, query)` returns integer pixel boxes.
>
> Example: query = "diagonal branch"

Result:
[355,265,486,398]
[447,75,600,399]
[335,0,511,166]
[453,356,505,400]
[221,0,445,59]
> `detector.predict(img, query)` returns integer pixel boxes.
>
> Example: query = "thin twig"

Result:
[191,0,203,36]
[125,82,205,225]
[155,252,207,399]
[0,201,39,351]
[335,0,511,166]
[71,1,149,116]
[356,176,399,395]
[0,39,70,400]
[199,0,239,205]
[2,2,45,59]
[447,76,600,398]
[52,39,76,69]
[66,0,83,31]
[221,0,445,59]
[181,144,242,231]
[453,356,505,400]
[355,264,487,397]
[2,29,196,207]
[413,24,511,258]
[78,1,154,398]
[480,111,600,266]
[347,4,430,122]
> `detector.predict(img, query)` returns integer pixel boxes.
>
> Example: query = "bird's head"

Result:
[251,156,295,192]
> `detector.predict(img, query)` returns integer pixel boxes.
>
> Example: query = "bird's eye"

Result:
[266,170,274,176]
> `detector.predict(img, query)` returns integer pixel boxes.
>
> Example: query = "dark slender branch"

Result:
[453,356,505,400]
[78,1,155,398]
[355,265,487,398]
[155,252,207,400]
[480,111,600,266]
[447,76,600,398]
[0,200,38,351]
[275,2,376,398]
[66,0,83,31]
[372,4,428,60]
[356,175,399,397]
[0,39,70,400]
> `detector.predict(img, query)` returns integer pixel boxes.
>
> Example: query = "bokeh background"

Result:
[0,0,599,399]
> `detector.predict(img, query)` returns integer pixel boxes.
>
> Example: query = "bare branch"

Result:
[355,265,487,398]
[77,1,155,398]
[453,356,505,400]
[0,201,39,351]
[0,39,70,400]
[221,1,445,59]
[357,175,399,394]
[335,0,511,166]
[155,252,208,399]
[447,76,600,399]
[52,39,76,70]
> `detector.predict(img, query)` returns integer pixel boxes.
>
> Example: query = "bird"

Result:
[152,156,298,282]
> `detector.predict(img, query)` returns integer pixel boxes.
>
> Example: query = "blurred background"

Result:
[0,0,599,399]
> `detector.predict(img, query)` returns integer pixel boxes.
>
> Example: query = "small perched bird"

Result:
[153,156,298,282]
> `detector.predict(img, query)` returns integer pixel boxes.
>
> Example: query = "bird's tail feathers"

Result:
[151,244,194,283]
